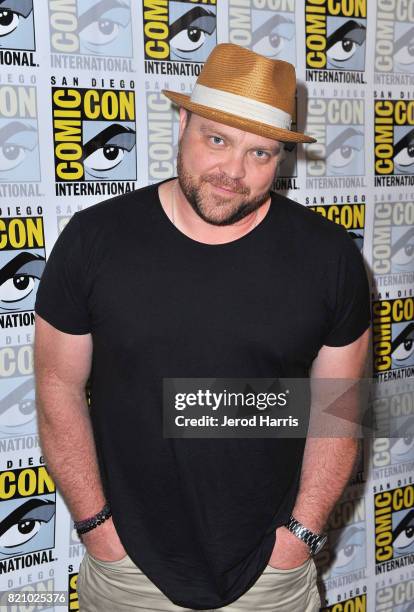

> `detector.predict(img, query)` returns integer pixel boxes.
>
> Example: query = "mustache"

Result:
[201,173,250,195]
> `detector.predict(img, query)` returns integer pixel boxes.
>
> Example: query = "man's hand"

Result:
[267,525,310,570]
[80,517,127,562]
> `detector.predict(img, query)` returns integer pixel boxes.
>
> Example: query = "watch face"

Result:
[314,535,328,555]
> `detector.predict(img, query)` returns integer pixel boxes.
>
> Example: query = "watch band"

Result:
[74,502,112,537]
[285,515,327,556]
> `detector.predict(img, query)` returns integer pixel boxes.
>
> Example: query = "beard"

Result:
[176,144,273,226]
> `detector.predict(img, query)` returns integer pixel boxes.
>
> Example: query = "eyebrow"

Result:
[170,7,216,39]
[391,227,414,257]
[251,14,294,46]
[0,499,55,538]
[393,508,414,540]
[0,0,33,18]
[0,121,36,146]
[391,322,414,354]
[82,124,136,160]
[0,378,34,417]
[394,128,414,157]
[326,127,363,157]
[78,0,127,32]
[327,20,366,50]
[394,25,414,54]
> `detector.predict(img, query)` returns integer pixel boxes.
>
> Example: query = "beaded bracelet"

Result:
[74,502,112,537]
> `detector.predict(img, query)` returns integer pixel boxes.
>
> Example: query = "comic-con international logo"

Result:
[308,200,365,251]
[143,0,217,76]
[374,484,414,574]
[372,198,414,291]
[0,215,45,330]
[0,465,56,572]
[372,380,414,480]
[376,576,414,611]
[273,98,298,192]
[51,84,136,196]
[315,496,366,588]
[48,0,133,71]
[306,96,365,190]
[373,297,414,381]
[322,593,367,612]
[228,0,296,64]
[0,84,42,195]
[0,1,36,67]
[374,99,414,186]
[375,0,414,84]
[305,0,366,83]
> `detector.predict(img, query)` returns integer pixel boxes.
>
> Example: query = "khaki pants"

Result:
[78,551,321,611]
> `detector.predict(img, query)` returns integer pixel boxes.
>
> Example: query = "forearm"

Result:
[291,436,359,533]
[36,383,106,521]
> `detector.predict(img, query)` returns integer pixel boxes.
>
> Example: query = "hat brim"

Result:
[162,90,316,144]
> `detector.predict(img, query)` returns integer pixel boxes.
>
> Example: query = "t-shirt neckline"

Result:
[154,179,275,249]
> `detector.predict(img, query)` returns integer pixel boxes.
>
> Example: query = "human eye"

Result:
[209,135,224,146]
[253,149,270,161]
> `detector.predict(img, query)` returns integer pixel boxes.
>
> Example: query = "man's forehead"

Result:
[189,113,282,149]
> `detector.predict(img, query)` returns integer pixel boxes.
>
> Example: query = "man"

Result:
[34,43,370,611]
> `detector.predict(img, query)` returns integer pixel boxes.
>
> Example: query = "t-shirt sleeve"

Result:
[323,229,371,347]
[34,212,92,334]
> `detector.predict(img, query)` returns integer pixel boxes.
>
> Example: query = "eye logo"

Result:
[49,0,133,57]
[373,200,414,277]
[0,376,36,438]
[0,218,45,318]
[329,524,366,577]
[305,0,367,77]
[0,85,41,184]
[0,0,35,51]
[144,0,217,64]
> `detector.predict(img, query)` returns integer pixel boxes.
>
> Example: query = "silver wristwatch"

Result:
[285,515,327,556]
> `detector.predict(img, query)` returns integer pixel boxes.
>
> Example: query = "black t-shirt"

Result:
[34,182,370,609]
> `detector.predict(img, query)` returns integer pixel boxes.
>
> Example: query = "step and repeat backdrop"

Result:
[0,1,413,611]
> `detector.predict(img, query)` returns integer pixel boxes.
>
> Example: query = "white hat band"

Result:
[190,83,292,131]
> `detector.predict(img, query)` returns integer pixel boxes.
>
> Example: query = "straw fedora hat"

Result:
[162,43,316,144]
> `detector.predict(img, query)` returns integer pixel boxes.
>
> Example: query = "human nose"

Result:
[218,152,246,179]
